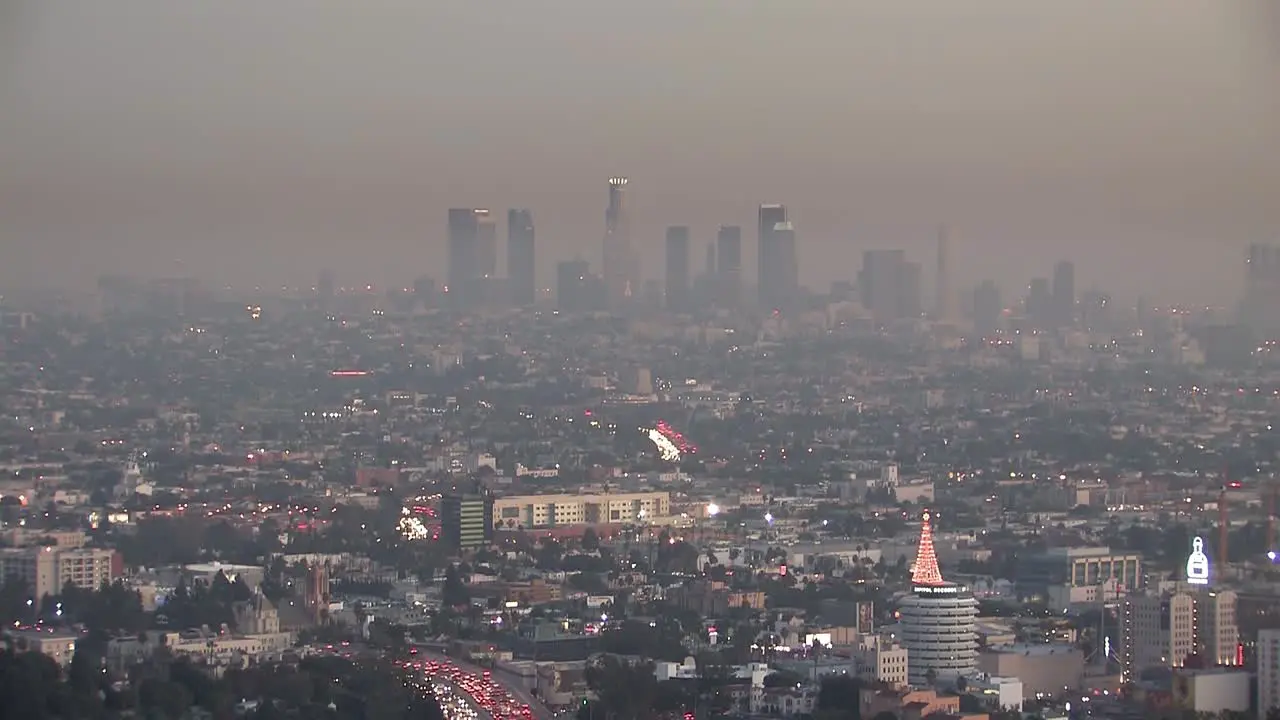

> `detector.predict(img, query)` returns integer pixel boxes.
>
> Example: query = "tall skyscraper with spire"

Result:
[898,510,979,686]
[602,177,638,309]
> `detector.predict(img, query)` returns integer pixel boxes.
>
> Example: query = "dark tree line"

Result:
[0,648,446,720]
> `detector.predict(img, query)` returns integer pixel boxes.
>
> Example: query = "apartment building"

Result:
[0,546,118,602]
[492,491,670,529]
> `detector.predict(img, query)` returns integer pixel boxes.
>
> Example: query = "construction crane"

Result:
[1219,487,1229,566]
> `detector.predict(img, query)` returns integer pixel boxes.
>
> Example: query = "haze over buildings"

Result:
[2,2,1278,304]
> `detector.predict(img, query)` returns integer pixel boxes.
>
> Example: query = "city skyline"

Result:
[2,1,1278,305]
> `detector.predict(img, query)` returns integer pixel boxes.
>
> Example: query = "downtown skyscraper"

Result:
[1051,260,1075,328]
[757,204,796,310]
[507,209,536,307]
[860,249,921,324]
[716,225,743,309]
[934,226,955,322]
[602,177,639,309]
[447,208,497,306]
[664,225,691,312]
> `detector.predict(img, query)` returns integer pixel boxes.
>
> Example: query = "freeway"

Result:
[412,651,556,720]
[408,673,489,720]
[405,655,540,720]
[490,665,556,720]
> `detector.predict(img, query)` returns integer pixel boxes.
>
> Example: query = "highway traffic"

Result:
[404,657,538,720]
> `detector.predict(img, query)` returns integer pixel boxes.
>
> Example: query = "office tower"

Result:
[1052,260,1076,328]
[860,249,902,321]
[1242,244,1280,333]
[696,242,716,309]
[898,511,979,685]
[1259,628,1280,715]
[900,261,923,319]
[447,209,477,294]
[859,249,920,324]
[441,493,494,550]
[1199,590,1240,667]
[1026,277,1052,329]
[475,210,497,279]
[1120,589,1240,682]
[973,280,1003,337]
[448,208,496,305]
[757,204,791,309]
[602,177,638,309]
[1079,290,1111,332]
[716,225,743,308]
[764,220,799,309]
[934,226,954,322]
[507,209,536,307]
[664,226,691,312]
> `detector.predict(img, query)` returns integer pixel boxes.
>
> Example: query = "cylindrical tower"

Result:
[899,584,979,685]
[898,510,979,685]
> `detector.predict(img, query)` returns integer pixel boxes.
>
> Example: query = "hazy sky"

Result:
[2,1,1278,305]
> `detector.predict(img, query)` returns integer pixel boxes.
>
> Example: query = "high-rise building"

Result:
[757,204,794,310]
[1079,290,1111,332]
[1121,588,1240,682]
[1259,628,1280,715]
[1242,243,1280,333]
[602,177,638,309]
[508,209,536,307]
[441,493,494,550]
[448,208,496,305]
[768,221,799,309]
[664,226,691,312]
[1026,277,1052,329]
[934,226,954,322]
[716,225,743,308]
[898,510,979,686]
[0,547,118,607]
[475,211,497,279]
[973,280,1003,337]
[1199,590,1240,667]
[860,250,920,323]
[444,208,473,293]
[1051,260,1076,328]
[900,261,923,320]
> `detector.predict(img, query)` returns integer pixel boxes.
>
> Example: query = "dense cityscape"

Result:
[3,174,1280,720]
